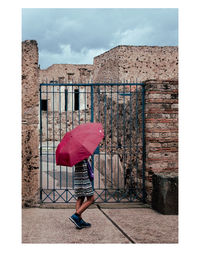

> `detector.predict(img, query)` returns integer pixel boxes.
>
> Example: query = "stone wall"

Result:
[144,80,178,202]
[22,40,39,206]
[39,64,93,83]
[39,45,178,84]
[93,45,178,82]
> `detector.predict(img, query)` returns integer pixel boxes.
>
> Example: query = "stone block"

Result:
[152,173,178,215]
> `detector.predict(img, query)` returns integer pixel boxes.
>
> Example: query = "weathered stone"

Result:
[22,40,39,207]
[94,153,124,189]
[39,64,93,84]
[93,46,178,82]
[152,173,178,214]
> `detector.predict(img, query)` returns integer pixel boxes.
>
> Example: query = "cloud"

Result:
[39,44,106,68]
[110,27,154,47]
[111,25,178,47]
[22,8,178,68]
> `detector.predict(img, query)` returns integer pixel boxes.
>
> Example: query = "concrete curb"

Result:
[36,201,151,209]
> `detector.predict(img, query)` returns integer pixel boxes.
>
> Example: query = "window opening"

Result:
[41,99,47,111]
[65,89,68,111]
[74,89,79,110]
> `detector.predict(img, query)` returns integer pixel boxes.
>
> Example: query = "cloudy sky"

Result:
[22,8,178,69]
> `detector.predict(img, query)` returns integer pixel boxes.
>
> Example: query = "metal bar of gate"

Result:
[40,83,144,86]
[72,84,74,129]
[46,83,49,190]
[84,85,87,123]
[129,83,133,200]
[110,82,113,188]
[72,84,74,190]
[97,86,101,190]
[53,83,55,202]
[39,85,42,201]
[142,85,146,203]
[135,84,139,193]
[78,85,80,124]
[65,85,68,201]
[90,85,94,123]
[59,84,62,189]
[104,85,107,201]
[90,84,94,191]
[117,84,120,201]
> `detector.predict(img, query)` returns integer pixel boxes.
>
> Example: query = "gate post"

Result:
[22,40,39,207]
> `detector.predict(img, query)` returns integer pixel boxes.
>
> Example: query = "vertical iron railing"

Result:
[39,82,146,203]
[39,85,42,202]
[142,85,147,203]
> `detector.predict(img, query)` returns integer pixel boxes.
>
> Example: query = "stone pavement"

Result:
[22,203,178,244]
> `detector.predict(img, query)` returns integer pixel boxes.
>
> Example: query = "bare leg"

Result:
[75,197,85,218]
[76,195,94,216]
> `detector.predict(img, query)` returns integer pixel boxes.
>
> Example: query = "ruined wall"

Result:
[39,64,93,141]
[144,80,178,202]
[39,64,93,83]
[22,40,39,206]
[93,48,119,82]
[93,45,178,82]
[39,45,178,84]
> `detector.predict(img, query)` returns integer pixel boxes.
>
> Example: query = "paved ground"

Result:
[22,203,178,244]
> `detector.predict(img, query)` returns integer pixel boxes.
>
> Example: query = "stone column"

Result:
[22,40,39,207]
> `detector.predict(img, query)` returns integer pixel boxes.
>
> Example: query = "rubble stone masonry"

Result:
[22,40,39,206]
[39,64,93,83]
[93,45,178,82]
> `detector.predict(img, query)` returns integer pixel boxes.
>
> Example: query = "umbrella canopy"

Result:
[56,122,104,167]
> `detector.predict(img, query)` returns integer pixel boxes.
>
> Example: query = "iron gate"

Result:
[39,82,146,203]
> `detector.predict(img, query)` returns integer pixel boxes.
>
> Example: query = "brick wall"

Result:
[22,40,40,206]
[144,80,178,202]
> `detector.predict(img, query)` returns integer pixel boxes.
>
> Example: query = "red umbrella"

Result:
[56,122,104,167]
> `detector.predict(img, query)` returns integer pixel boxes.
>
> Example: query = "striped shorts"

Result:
[74,159,94,198]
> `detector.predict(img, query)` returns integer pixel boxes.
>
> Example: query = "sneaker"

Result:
[80,219,91,228]
[69,214,82,229]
